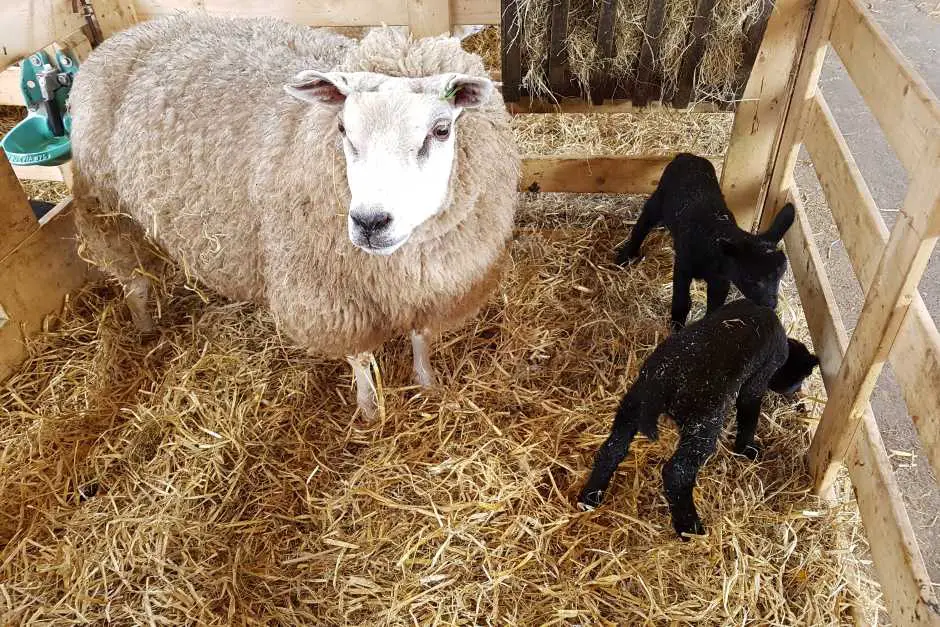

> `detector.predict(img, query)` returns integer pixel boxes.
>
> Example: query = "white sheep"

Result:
[68,14,519,416]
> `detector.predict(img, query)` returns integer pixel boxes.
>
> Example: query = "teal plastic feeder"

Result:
[1,49,79,167]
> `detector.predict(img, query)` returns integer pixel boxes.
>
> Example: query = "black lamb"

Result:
[616,153,796,330]
[577,299,820,538]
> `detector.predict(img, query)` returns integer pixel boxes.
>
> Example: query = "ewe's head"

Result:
[285,70,493,255]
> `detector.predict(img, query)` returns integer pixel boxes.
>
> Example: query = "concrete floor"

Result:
[791,0,940,581]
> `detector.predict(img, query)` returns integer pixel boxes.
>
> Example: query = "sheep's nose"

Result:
[351,210,393,236]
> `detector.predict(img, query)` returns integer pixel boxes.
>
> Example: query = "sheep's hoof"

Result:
[412,366,439,389]
[614,248,641,267]
[577,488,605,510]
[670,319,685,333]
[356,389,378,421]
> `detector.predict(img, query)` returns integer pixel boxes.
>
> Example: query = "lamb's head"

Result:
[285,70,493,255]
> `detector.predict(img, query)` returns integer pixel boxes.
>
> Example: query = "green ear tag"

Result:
[441,84,461,101]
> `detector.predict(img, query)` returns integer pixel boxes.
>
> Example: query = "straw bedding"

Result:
[0,192,877,624]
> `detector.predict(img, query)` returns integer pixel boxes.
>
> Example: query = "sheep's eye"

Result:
[337,121,346,136]
[432,122,451,141]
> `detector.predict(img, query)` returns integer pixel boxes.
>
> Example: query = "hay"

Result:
[513,108,732,156]
[0,105,71,204]
[0,192,878,624]
[515,0,768,103]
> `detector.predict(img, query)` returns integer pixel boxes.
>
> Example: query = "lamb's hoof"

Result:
[674,517,706,540]
[412,367,439,389]
[670,319,685,333]
[735,442,761,461]
[357,394,378,421]
[614,247,641,267]
[130,313,156,334]
[577,488,605,510]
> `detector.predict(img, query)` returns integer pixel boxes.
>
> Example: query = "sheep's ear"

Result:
[761,202,795,243]
[284,70,351,105]
[439,74,493,108]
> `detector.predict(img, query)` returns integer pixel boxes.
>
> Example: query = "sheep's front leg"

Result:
[410,329,438,387]
[124,276,155,333]
[346,352,379,419]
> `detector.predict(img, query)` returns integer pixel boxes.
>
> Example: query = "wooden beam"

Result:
[808,136,940,494]
[133,0,501,27]
[719,0,816,230]
[0,152,38,261]
[671,0,716,108]
[734,0,774,100]
[591,0,617,104]
[829,0,940,175]
[0,65,23,106]
[782,187,940,627]
[12,163,66,182]
[632,0,667,107]
[0,200,93,382]
[90,0,139,38]
[407,0,451,38]
[519,155,722,194]
[500,0,521,103]
[0,1,87,71]
[758,0,839,231]
[804,92,940,482]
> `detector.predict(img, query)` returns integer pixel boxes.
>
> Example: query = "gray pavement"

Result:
[792,0,940,582]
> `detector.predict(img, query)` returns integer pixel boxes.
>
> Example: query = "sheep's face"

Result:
[285,70,493,255]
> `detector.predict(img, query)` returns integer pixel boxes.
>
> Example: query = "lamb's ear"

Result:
[439,74,493,109]
[761,202,795,243]
[284,70,351,105]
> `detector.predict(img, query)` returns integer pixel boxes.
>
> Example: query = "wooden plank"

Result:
[632,0,667,107]
[546,0,570,94]
[407,0,451,38]
[90,0,138,38]
[808,136,940,494]
[782,186,940,627]
[829,0,940,175]
[804,92,940,482]
[671,0,716,108]
[0,0,87,71]
[133,0,501,27]
[757,0,839,231]
[12,164,67,182]
[0,152,39,261]
[519,155,722,194]
[0,66,23,106]
[719,0,816,231]
[0,200,92,382]
[499,0,521,103]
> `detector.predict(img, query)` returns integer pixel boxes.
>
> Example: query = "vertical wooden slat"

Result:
[500,0,522,102]
[633,0,667,106]
[407,0,451,39]
[546,0,570,94]
[0,152,38,261]
[671,0,716,108]
[808,135,940,494]
[783,187,940,627]
[719,0,819,230]
[591,0,617,105]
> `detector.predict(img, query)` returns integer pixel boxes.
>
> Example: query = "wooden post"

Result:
[719,0,823,230]
[591,0,617,104]
[407,0,451,39]
[808,135,940,494]
[546,0,570,94]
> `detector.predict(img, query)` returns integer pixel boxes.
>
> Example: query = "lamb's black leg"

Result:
[705,278,731,315]
[670,266,693,331]
[663,418,720,538]
[578,398,643,508]
[734,374,770,460]
[616,190,662,265]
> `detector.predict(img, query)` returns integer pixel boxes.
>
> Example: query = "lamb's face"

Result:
[285,70,493,255]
